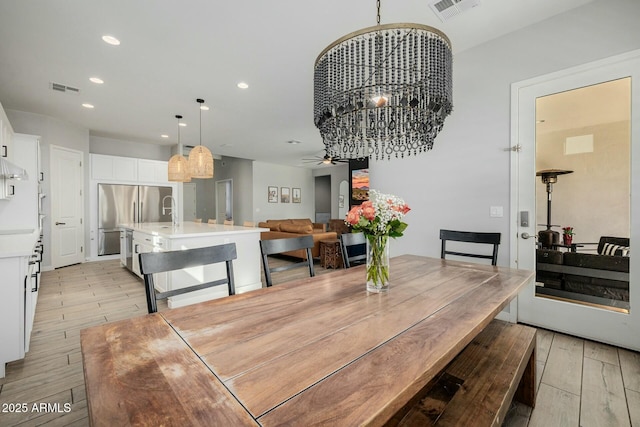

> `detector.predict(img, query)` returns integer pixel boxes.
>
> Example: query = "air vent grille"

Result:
[428,0,480,22]
[50,82,80,95]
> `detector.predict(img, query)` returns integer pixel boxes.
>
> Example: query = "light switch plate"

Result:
[490,206,503,218]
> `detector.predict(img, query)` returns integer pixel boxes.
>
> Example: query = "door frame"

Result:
[510,49,640,350]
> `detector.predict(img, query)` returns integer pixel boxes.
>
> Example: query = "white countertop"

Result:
[119,222,268,239]
[0,229,40,258]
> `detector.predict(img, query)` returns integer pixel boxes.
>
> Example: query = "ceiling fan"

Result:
[302,153,350,165]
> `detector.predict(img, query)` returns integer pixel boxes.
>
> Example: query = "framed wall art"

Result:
[349,157,369,207]
[292,188,301,203]
[281,187,290,203]
[268,186,278,203]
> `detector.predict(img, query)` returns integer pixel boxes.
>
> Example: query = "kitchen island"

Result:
[119,222,267,308]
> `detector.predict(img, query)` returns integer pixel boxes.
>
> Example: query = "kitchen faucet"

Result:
[162,195,178,226]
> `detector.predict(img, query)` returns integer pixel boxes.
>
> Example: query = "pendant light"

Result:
[167,114,191,182]
[188,98,214,179]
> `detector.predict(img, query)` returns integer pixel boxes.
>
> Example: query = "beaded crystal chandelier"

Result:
[313,1,453,160]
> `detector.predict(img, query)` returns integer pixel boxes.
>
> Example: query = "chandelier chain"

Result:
[376,0,381,25]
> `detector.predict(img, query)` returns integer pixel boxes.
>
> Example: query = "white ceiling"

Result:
[0,0,595,168]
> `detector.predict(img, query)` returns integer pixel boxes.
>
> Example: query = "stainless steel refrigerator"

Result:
[98,184,173,255]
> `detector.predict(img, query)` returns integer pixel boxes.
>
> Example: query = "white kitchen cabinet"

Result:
[0,231,41,378]
[0,179,16,199]
[0,102,15,162]
[132,231,167,291]
[91,154,137,181]
[0,103,17,200]
[90,154,169,184]
[3,134,40,228]
[138,159,168,183]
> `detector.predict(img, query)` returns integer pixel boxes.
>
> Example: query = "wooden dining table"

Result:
[80,255,534,426]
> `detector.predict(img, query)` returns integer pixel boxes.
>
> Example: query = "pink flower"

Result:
[346,207,361,225]
[361,201,376,221]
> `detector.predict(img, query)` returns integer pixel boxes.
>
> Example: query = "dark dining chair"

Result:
[439,229,501,266]
[259,235,315,287]
[139,243,237,313]
[340,232,367,268]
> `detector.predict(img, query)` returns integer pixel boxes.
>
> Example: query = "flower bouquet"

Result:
[345,190,410,292]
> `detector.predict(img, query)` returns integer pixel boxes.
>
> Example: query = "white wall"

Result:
[536,120,630,244]
[252,161,315,222]
[6,109,89,268]
[90,135,171,161]
[196,156,254,224]
[371,0,640,264]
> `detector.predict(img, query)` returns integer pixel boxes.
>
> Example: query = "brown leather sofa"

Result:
[258,219,337,260]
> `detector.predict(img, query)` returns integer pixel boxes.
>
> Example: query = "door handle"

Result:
[55,221,66,225]
[521,232,536,239]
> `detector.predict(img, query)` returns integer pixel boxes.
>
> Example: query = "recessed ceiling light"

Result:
[179,123,187,127]
[102,35,120,46]
[200,105,209,111]
[82,103,94,109]
[89,77,104,84]
[237,82,249,89]
[161,134,169,138]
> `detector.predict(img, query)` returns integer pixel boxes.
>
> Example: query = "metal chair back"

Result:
[440,229,501,266]
[139,243,237,313]
[259,235,315,287]
[340,232,367,268]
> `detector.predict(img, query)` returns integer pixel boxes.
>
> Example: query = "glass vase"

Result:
[366,234,390,293]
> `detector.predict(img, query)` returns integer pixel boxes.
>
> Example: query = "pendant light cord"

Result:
[175,114,183,151]
[197,98,205,146]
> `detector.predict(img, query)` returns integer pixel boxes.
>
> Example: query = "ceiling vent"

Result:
[50,82,80,95]
[428,0,481,22]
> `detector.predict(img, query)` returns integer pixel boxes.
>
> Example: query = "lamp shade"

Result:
[168,154,191,182]
[188,145,214,179]
[167,114,191,182]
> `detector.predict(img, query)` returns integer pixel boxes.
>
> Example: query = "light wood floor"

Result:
[0,259,638,426]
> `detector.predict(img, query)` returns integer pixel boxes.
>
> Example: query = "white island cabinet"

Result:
[121,222,267,308]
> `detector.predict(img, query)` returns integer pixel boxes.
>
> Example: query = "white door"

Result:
[51,145,84,268]
[183,183,197,221]
[511,50,640,351]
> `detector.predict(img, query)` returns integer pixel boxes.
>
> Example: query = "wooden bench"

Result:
[390,319,537,427]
